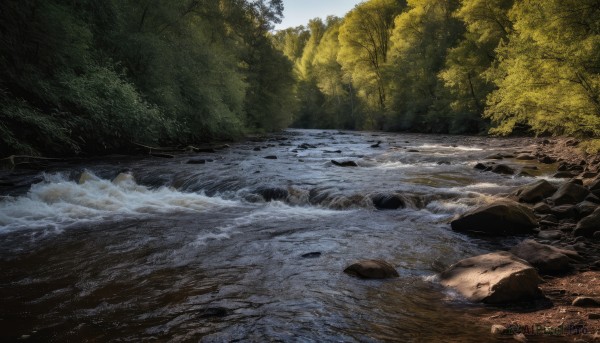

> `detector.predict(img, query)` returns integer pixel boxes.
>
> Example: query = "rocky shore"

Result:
[449,138,600,340]
[342,137,600,340]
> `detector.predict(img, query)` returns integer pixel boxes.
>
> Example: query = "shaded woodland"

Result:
[1,0,600,156]
[0,0,293,155]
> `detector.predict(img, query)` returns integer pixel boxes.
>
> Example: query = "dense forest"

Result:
[0,0,294,155]
[1,0,600,156]
[275,0,600,143]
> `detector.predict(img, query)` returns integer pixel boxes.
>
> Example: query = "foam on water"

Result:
[0,171,240,233]
[418,144,483,151]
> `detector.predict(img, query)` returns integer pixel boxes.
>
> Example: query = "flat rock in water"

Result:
[439,251,543,304]
[551,182,589,205]
[344,259,399,279]
[187,159,206,164]
[198,307,228,318]
[301,252,321,258]
[574,208,600,237]
[516,179,557,203]
[516,154,536,160]
[264,155,278,160]
[510,239,578,274]
[451,200,538,235]
[331,160,358,167]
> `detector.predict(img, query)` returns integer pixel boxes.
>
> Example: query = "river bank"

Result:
[456,137,600,341]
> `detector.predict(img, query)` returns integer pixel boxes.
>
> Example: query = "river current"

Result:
[0,130,560,342]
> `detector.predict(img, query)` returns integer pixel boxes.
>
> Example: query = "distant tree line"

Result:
[0,0,294,155]
[274,0,600,139]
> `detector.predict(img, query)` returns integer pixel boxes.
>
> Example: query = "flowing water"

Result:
[0,130,563,342]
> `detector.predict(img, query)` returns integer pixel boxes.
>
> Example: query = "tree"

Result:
[437,0,514,133]
[388,0,463,131]
[485,0,600,137]
[338,0,406,128]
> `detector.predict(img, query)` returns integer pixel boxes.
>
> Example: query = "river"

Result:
[0,129,560,342]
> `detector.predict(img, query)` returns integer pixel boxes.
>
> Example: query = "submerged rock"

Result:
[451,200,538,235]
[199,307,229,318]
[331,160,358,167]
[516,154,536,160]
[439,251,543,304]
[344,259,399,279]
[187,158,206,164]
[510,239,578,274]
[301,252,322,258]
[370,193,405,210]
[255,187,288,202]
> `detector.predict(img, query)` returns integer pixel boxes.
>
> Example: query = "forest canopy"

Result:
[2,0,600,156]
[275,0,600,140]
[0,0,293,155]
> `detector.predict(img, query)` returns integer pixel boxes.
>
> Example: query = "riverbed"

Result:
[0,130,562,342]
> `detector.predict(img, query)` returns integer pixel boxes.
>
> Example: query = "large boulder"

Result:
[574,208,600,237]
[515,180,557,204]
[344,259,399,279]
[510,239,578,274]
[451,200,538,235]
[550,182,589,205]
[439,252,543,304]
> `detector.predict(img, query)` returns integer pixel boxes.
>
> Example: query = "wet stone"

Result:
[344,259,399,279]
[199,307,229,318]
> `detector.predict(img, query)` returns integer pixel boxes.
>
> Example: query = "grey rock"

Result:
[451,200,538,236]
[510,239,578,274]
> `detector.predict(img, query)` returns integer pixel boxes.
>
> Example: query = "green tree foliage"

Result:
[485,0,600,137]
[278,0,600,140]
[0,0,294,155]
[338,0,406,128]
[437,0,514,133]
[387,0,463,131]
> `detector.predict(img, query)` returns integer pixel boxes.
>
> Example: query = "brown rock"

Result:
[451,200,538,236]
[344,259,399,279]
[551,182,590,205]
[538,230,562,240]
[439,252,543,304]
[574,208,600,237]
[533,202,552,214]
[553,171,578,178]
[491,164,515,175]
[510,239,578,274]
[516,154,536,160]
[572,296,600,307]
[516,180,557,203]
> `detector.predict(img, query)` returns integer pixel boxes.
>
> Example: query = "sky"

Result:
[274,0,363,30]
